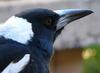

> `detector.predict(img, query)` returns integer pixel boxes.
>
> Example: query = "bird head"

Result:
[16,8,93,42]
[15,8,93,57]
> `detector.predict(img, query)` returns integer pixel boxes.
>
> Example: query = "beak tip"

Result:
[86,10,94,15]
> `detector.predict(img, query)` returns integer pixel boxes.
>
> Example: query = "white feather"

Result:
[2,54,30,73]
[0,16,34,44]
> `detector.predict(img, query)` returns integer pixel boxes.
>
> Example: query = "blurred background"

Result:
[0,0,99,73]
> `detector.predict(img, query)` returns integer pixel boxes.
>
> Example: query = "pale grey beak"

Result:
[54,9,93,30]
[53,9,93,41]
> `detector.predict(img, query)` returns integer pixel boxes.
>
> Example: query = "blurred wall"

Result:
[51,49,82,73]
[0,0,98,22]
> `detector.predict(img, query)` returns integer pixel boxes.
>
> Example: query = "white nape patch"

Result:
[2,54,30,73]
[0,16,34,44]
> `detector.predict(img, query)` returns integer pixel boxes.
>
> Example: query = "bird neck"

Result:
[28,34,54,62]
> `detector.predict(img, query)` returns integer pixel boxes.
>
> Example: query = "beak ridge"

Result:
[54,9,93,30]
[54,9,93,17]
[53,9,93,41]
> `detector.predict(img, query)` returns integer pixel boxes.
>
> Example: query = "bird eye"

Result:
[45,18,52,26]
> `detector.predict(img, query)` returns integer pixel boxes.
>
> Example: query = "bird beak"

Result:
[53,9,93,41]
[54,9,93,30]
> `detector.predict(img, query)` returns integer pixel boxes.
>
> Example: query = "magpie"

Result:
[0,8,93,73]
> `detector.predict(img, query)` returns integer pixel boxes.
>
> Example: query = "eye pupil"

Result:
[45,19,52,25]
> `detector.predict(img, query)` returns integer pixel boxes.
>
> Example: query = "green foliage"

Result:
[83,44,100,73]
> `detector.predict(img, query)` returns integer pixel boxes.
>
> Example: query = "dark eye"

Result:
[43,18,56,30]
[44,18,52,26]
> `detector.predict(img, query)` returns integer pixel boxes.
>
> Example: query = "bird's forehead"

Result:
[29,8,57,15]
[16,8,59,19]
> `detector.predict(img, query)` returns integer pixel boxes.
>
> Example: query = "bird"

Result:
[0,8,93,73]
